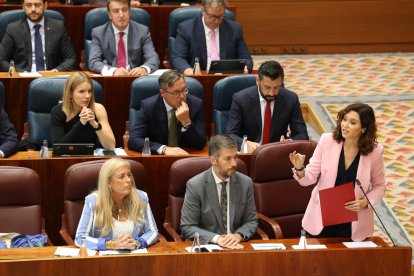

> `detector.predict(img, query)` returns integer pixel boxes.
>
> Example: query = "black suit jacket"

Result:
[128,94,206,153]
[0,105,19,157]
[171,15,253,73]
[0,16,77,72]
[226,86,309,149]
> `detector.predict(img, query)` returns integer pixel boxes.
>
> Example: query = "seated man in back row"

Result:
[88,0,159,76]
[226,60,309,153]
[128,70,206,155]
[0,0,77,72]
[171,0,253,75]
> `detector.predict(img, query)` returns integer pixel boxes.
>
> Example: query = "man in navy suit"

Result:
[0,0,77,72]
[0,105,19,158]
[128,70,206,155]
[226,61,309,153]
[88,0,159,76]
[171,0,253,75]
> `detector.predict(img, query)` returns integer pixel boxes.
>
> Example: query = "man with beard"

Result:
[226,60,309,153]
[0,0,77,72]
[128,69,206,155]
[181,135,258,249]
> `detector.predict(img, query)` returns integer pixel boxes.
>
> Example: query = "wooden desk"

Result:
[0,72,241,146]
[0,150,252,245]
[0,237,411,276]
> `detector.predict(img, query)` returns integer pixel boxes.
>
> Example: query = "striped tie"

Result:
[220,181,227,233]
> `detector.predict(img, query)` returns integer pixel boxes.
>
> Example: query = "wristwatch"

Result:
[94,122,102,131]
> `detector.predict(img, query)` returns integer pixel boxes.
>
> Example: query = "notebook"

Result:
[208,59,247,74]
[52,143,95,157]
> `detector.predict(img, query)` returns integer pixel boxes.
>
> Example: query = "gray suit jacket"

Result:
[181,168,258,243]
[0,17,77,72]
[88,20,159,73]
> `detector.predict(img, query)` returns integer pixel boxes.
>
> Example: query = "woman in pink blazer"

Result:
[289,103,387,241]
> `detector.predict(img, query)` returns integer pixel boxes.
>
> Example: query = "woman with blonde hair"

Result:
[75,158,158,250]
[51,72,115,150]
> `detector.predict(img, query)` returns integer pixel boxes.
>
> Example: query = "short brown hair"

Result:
[107,0,130,11]
[208,134,237,158]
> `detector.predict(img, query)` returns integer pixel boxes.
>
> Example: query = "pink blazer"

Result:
[293,133,387,241]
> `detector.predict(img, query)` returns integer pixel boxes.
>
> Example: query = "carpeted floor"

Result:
[253,53,414,258]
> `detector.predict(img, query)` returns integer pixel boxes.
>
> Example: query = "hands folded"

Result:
[217,234,244,250]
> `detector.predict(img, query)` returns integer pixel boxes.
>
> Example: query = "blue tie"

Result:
[34,24,45,71]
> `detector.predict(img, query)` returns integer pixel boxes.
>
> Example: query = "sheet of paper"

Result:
[342,241,378,248]
[99,248,148,256]
[319,182,358,226]
[18,72,42,77]
[251,243,286,250]
[94,148,127,156]
[54,247,97,257]
[150,69,169,76]
[185,244,223,252]
[292,244,327,249]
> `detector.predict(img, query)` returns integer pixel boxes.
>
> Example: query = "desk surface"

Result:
[0,237,411,276]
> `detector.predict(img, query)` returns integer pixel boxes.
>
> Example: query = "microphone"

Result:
[355,179,396,247]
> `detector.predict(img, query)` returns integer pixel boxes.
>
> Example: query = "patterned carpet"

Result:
[253,53,414,252]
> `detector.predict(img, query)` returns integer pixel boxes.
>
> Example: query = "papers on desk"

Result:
[251,243,286,250]
[342,241,378,248]
[94,148,127,156]
[150,69,169,76]
[292,244,327,250]
[54,247,97,257]
[185,244,223,252]
[99,248,148,255]
[18,72,42,77]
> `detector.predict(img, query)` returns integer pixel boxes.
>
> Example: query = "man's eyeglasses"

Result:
[203,9,225,22]
[164,87,189,97]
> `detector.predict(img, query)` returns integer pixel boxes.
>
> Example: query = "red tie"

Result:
[262,101,271,144]
[117,32,126,68]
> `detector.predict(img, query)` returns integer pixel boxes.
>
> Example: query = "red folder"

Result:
[319,182,358,226]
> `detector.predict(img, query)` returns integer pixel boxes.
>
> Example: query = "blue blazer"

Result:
[171,15,253,73]
[128,94,206,153]
[0,105,19,157]
[226,86,309,149]
[75,189,158,250]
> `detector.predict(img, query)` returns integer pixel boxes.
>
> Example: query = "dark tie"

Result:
[168,108,178,147]
[220,181,228,233]
[34,24,45,71]
[262,101,271,144]
[117,32,126,68]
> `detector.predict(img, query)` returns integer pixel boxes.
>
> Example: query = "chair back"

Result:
[250,140,317,238]
[27,76,103,145]
[0,166,42,235]
[167,7,235,66]
[165,156,247,240]
[0,81,4,108]
[84,8,151,67]
[213,75,257,134]
[129,75,204,132]
[0,9,64,41]
[61,159,145,244]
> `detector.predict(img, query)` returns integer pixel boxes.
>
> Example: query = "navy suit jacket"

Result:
[226,86,309,149]
[0,17,77,72]
[128,94,206,153]
[0,105,19,157]
[88,21,159,73]
[171,15,253,73]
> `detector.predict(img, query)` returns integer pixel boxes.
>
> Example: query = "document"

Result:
[292,244,327,250]
[94,148,127,156]
[185,244,223,252]
[18,72,42,77]
[342,241,378,248]
[319,182,358,226]
[251,243,286,250]
[54,247,96,257]
[99,248,148,255]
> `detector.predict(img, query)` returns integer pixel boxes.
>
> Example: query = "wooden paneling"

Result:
[231,0,414,54]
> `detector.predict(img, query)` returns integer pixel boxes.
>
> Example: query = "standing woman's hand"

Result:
[289,151,305,169]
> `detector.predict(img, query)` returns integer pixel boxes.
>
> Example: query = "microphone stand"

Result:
[355,179,396,247]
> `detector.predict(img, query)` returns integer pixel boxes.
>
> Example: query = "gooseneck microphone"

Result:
[355,179,396,247]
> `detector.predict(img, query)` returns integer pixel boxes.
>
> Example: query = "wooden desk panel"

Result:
[0,151,251,245]
[0,238,411,276]
[0,73,236,147]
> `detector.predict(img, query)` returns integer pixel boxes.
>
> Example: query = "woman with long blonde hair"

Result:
[75,158,158,250]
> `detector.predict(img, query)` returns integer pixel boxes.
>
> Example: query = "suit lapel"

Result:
[107,24,117,66]
[195,16,207,68]
[156,95,169,143]
[228,175,238,232]
[251,92,262,142]
[127,25,134,67]
[44,17,52,70]
[21,20,32,68]
[204,169,223,229]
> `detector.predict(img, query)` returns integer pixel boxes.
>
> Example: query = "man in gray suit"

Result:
[88,0,159,76]
[181,134,258,249]
[0,0,77,72]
